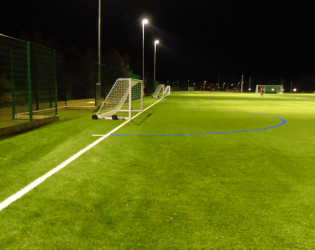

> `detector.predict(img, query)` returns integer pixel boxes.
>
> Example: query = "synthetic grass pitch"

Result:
[0,92,314,248]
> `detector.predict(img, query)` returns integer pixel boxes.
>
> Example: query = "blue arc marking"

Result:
[111,110,286,137]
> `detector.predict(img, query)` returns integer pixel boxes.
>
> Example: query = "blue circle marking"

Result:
[111,110,286,137]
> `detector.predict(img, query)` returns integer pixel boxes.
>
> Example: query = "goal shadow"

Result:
[130,109,156,126]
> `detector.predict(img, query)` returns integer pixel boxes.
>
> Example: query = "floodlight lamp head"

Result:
[155,40,160,45]
[142,19,149,25]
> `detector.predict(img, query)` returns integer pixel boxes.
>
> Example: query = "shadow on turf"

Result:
[131,109,156,126]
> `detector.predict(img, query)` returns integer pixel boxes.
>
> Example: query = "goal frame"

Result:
[255,84,284,94]
[152,84,165,98]
[164,85,171,96]
[93,78,143,120]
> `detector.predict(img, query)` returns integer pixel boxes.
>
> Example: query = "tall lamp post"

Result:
[241,74,244,93]
[96,0,101,107]
[98,0,101,81]
[154,40,159,84]
[142,19,149,85]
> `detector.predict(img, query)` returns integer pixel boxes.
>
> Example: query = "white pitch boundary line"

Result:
[0,97,165,212]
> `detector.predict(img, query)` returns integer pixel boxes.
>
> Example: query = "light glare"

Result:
[142,19,149,25]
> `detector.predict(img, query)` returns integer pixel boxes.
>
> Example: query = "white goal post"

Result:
[92,78,143,120]
[255,85,284,94]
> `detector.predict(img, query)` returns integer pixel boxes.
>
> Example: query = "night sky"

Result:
[1,0,315,82]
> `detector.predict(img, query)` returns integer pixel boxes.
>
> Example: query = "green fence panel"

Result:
[0,34,57,126]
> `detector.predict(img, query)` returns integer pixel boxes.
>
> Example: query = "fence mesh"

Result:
[56,62,155,107]
[0,33,157,131]
[0,34,57,128]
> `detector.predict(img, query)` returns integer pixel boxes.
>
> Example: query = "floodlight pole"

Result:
[96,0,101,107]
[142,19,148,86]
[154,40,159,83]
[241,74,244,93]
[98,0,101,80]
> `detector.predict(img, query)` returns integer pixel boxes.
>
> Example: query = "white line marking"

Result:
[0,97,165,212]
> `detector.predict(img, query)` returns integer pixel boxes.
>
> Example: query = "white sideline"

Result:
[0,97,165,212]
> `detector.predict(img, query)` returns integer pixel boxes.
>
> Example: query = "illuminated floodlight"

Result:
[248,88,251,91]
[142,18,149,25]
[272,88,275,91]
[293,88,297,92]
[155,40,159,45]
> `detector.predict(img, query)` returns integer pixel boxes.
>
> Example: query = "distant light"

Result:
[248,88,251,91]
[155,40,159,45]
[142,19,149,25]
[293,88,297,92]
[272,88,275,91]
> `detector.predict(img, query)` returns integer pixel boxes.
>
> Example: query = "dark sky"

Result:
[1,0,315,82]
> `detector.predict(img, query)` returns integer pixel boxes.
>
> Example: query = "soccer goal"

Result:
[164,85,171,96]
[255,85,284,94]
[152,84,165,98]
[92,78,143,120]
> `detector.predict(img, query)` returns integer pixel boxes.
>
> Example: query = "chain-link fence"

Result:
[0,34,57,129]
[1,34,158,132]
[56,62,156,107]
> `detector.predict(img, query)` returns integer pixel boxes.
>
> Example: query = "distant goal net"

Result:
[92,78,143,120]
[152,84,171,98]
[164,85,171,96]
[152,84,165,98]
[255,85,283,94]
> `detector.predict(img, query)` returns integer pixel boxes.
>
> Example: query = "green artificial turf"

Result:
[0,92,314,249]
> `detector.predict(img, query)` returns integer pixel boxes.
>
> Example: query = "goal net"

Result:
[152,84,165,98]
[164,85,171,96]
[93,78,143,120]
[255,85,283,94]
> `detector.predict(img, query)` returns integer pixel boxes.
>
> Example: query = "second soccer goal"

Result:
[92,78,143,120]
[152,84,171,98]
[255,84,283,94]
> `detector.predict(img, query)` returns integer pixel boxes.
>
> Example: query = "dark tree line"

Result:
[18,31,137,73]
